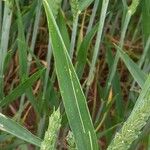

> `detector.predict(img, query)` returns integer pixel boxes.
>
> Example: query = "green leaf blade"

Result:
[0,113,42,147]
[43,1,99,149]
[0,68,45,107]
[116,45,147,87]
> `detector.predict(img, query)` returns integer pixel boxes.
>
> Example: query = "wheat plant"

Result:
[0,0,150,149]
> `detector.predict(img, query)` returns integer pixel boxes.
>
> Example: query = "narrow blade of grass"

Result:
[116,44,147,87]
[106,47,124,121]
[15,0,28,81]
[86,0,109,94]
[43,1,99,149]
[75,23,98,79]
[0,68,45,107]
[0,2,13,99]
[0,113,42,147]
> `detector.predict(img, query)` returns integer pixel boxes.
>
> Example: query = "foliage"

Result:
[0,0,150,149]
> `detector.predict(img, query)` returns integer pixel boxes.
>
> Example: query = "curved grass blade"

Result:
[43,1,99,149]
[75,23,98,79]
[115,44,147,87]
[0,113,42,147]
[0,68,45,107]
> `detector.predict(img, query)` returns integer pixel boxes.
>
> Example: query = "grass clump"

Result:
[0,0,150,149]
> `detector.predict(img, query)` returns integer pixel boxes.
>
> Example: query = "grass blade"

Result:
[15,0,28,81]
[43,1,99,149]
[0,113,42,147]
[0,1,13,99]
[86,0,99,34]
[116,45,147,87]
[86,0,109,94]
[75,23,98,79]
[0,68,45,107]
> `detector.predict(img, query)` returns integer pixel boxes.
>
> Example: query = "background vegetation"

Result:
[0,0,150,149]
